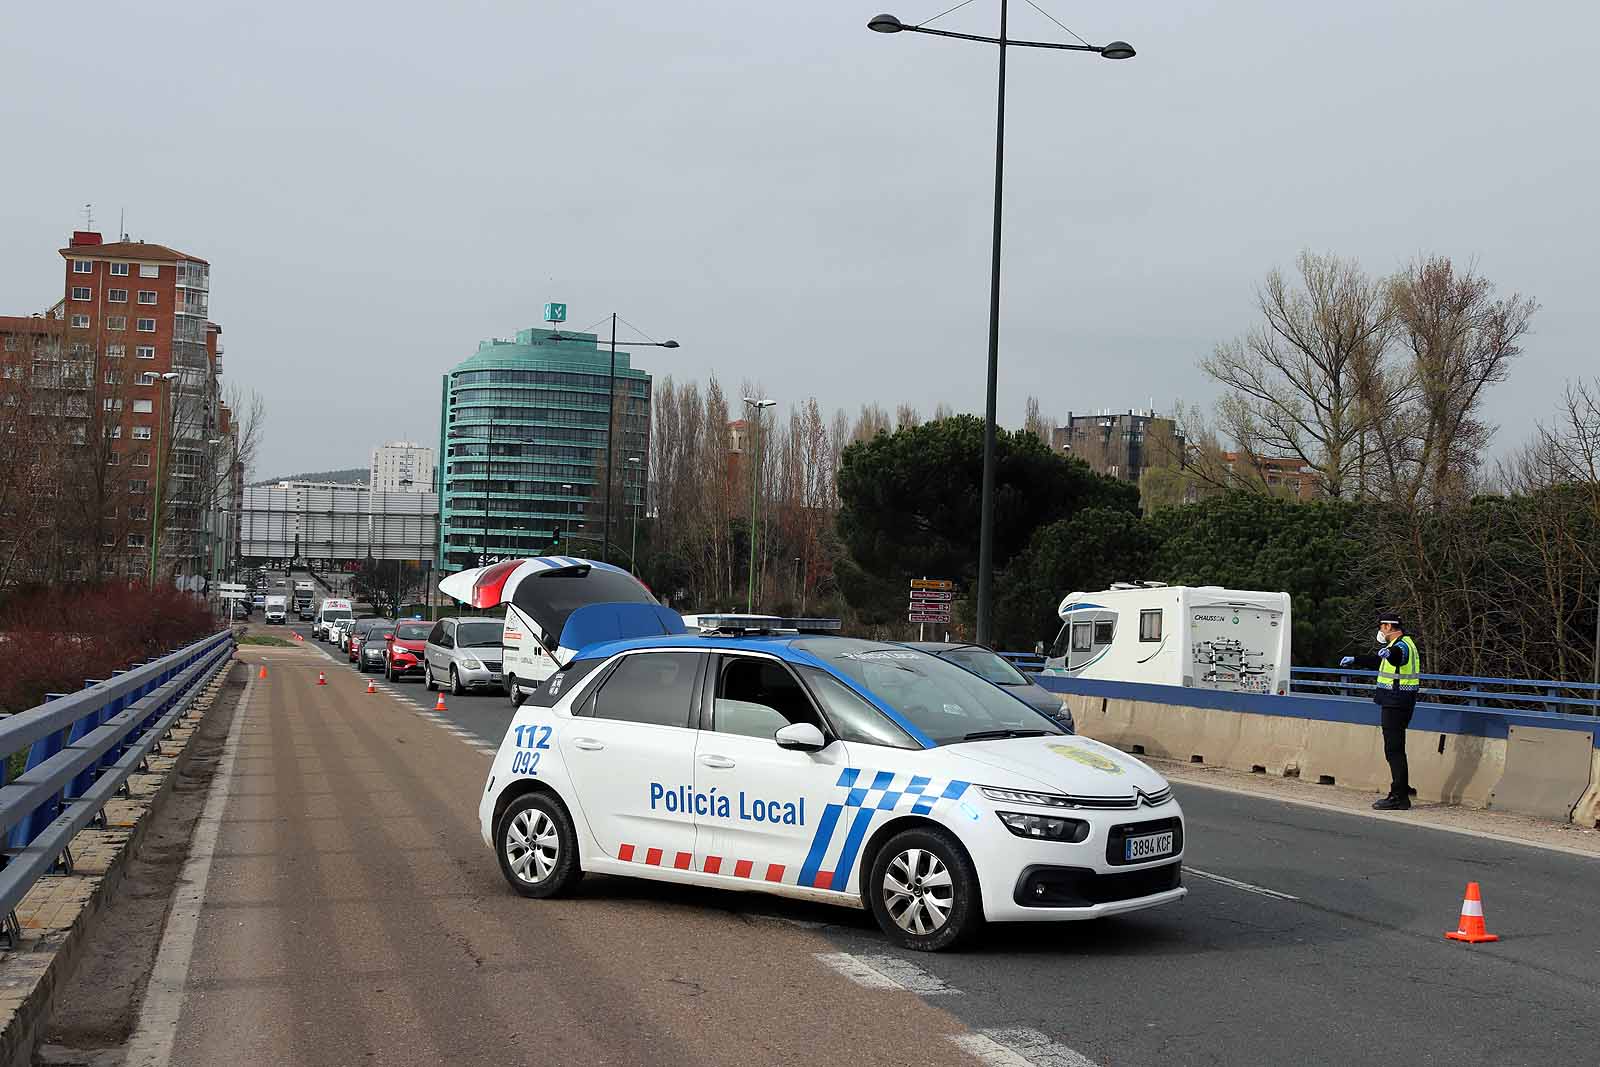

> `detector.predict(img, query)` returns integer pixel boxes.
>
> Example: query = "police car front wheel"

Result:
[867,827,980,952]
[496,793,582,899]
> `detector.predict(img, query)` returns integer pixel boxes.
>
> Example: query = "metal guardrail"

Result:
[1003,653,1598,718]
[1292,667,1600,717]
[0,628,235,946]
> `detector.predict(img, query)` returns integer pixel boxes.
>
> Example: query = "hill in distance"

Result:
[251,467,368,487]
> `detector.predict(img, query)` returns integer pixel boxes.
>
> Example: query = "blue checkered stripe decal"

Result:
[796,768,971,893]
[836,767,972,814]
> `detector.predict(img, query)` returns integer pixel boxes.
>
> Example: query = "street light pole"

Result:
[547,321,678,567]
[561,483,574,552]
[743,397,777,612]
[867,9,1134,643]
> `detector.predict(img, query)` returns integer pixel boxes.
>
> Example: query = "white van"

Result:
[315,598,354,640]
[437,557,675,705]
[1041,583,1291,695]
[264,595,288,624]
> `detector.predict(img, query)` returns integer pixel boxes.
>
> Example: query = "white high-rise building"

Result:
[370,441,435,493]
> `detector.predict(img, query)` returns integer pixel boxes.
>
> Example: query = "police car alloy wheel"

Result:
[867,827,980,951]
[496,793,582,899]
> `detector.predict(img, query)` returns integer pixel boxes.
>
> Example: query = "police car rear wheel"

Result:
[868,828,980,952]
[496,793,581,898]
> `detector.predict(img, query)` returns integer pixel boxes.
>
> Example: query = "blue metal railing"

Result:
[0,629,235,945]
[1001,652,1599,718]
[1292,667,1600,717]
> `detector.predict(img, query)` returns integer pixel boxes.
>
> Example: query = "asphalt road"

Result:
[50,626,1588,1064]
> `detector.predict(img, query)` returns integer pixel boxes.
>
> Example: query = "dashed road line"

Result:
[950,1028,1098,1067]
[1184,866,1299,901]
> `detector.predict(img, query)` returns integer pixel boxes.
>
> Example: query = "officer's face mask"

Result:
[1375,629,1388,644]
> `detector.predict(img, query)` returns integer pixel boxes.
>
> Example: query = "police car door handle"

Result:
[699,754,736,769]
[571,737,605,751]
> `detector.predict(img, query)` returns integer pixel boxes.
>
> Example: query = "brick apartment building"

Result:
[0,231,237,586]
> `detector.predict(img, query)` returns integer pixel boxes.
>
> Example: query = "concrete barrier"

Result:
[1038,675,1599,826]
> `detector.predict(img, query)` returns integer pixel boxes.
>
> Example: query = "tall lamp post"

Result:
[546,317,678,565]
[743,397,777,612]
[868,8,1134,643]
[560,483,575,552]
[205,436,224,613]
[148,371,181,586]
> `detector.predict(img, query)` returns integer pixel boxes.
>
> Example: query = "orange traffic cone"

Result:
[434,692,447,712]
[366,678,376,694]
[1445,882,1499,943]
[258,665,267,680]
[317,671,327,686]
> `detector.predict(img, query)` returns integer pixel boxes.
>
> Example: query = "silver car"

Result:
[423,617,504,695]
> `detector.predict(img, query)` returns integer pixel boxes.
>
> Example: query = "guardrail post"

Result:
[64,679,110,829]
[6,693,72,852]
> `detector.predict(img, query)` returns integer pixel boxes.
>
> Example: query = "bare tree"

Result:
[852,403,890,443]
[1202,251,1398,498]
[1380,256,1537,505]
[894,403,920,431]
[1022,395,1052,442]
[932,401,955,421]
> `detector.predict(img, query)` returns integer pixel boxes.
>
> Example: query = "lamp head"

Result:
[868,13,904,33]
[660,339,680,348]
[1100,40,1136,60]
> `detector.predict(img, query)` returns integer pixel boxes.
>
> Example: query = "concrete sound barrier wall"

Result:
[1039,676,1599,825]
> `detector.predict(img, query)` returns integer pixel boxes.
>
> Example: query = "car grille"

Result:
[1013,862,1182,908]
[1057,786,1173,810]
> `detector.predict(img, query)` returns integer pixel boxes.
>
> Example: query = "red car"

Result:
[385,620,432,682]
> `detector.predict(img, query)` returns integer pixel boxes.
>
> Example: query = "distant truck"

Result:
[1040,583,1291,695]
[315,598,354,641]
[264,594,288,625]
[293,580,315,620]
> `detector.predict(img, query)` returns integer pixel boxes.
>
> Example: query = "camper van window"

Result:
[1139,609,1163,642]
[1071,623,1093,653]
[1093,621,1114,646]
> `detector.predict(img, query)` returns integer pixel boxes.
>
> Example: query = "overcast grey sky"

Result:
[4,1,1595,479]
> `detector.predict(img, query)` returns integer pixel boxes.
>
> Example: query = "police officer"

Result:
[1339,612,1420,810]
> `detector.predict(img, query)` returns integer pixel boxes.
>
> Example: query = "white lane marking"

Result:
[125,670,254,1067]
[1184,866,1299,901]
[814,952,957,995]
[855,953,958,995]
[951,1028,1098,1067]
[814,951,902,990]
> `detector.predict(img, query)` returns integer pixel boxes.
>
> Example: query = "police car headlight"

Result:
[981,786,1074,808]
[460,656,483,669]
[996,811,1090,843]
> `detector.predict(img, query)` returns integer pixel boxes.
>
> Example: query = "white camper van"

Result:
[1041,583,1291,695]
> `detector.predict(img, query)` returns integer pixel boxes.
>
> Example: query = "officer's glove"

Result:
[1339,656,1355,667]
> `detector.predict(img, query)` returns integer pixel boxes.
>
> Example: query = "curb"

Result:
[0,664,238,1067]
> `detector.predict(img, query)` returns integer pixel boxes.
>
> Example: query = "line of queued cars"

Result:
[316,608,506,697]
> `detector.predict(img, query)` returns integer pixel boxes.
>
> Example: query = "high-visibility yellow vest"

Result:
[1376,635,1420,691]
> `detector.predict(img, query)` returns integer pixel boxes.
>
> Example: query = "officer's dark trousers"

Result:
[1380,701,1416,798]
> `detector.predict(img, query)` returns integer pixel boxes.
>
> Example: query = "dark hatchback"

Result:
[901,641,1074,732]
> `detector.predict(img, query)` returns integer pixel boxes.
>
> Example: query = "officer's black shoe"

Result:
[1372,795,1411,811]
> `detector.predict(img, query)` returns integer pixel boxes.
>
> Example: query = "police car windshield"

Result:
[796,639,1063,746]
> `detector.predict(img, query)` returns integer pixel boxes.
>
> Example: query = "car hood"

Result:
[939,735,1169,799]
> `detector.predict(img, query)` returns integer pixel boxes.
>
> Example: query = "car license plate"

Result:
[1125,831,1174,862]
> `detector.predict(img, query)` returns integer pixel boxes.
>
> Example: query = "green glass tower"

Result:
[436,326,650,573]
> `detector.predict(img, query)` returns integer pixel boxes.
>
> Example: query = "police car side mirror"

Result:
[775,723,827,752]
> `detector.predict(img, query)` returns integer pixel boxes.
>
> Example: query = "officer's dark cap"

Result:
[1378,611,1403,627]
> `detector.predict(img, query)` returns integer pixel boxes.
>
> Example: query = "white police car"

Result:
[444,559,1186,951]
